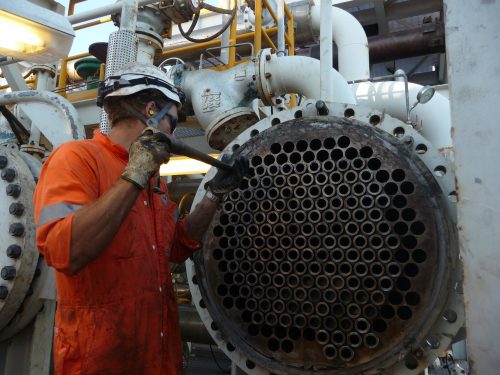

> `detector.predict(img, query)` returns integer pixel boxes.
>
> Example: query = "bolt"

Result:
[1,266,16,280]
[1,168,16,182]
[9,223,24,237]
[0,286,8,299]
[6,184,21,197]
[0,156,7,169]
[252,75,256,80]
[265,73,272,79]
[6,244,22,259]
[315,100,329,116]
[9,202,24,216]
[443,309,458,323]
[425,336,440,349]
[265,54,271,61]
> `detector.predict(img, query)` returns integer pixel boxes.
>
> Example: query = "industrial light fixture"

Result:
[160,154,220,176]
[0,0,74,63]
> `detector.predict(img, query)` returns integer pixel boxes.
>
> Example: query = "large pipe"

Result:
[256,51,356,105]
[310,2,369,81]
[0,91,84,146]
[351,81,452,150]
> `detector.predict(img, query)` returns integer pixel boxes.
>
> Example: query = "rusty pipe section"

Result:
[368,23,445,64]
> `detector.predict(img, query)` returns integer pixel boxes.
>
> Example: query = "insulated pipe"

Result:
[0,91,84,145]
[68,0,157,25]
[310,2,369,81]
[255,51,356,104]
[351,81,452,150]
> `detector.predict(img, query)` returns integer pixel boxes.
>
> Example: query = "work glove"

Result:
[121,130,171,189]
[205,154,249,201]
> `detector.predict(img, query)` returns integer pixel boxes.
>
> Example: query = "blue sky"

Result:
[57,0,117,56]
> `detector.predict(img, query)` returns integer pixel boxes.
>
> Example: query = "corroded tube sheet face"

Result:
[194,118,454,373]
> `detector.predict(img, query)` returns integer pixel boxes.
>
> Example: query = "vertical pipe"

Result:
[58,58,68,98]
[220,0,232,64]
[99,0,139,134]
[228,14,238,66]
[319,0,334,101]
[277,0,285,56]
[254,0,262,54]
[31,67,56,145]
[118,0,139,32]
[285,4,294,56]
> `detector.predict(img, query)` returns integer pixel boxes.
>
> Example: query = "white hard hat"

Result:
[97,62,181,107]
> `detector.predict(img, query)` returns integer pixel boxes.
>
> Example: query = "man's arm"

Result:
[183,196,218,242]
[70,179,139,274]
[70,131,171,274]
[182,155,250,243]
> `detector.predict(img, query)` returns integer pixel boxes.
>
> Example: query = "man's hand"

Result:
[205,155,249,200]
[121,131,171,189]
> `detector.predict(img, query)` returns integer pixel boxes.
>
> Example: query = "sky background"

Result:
[57,0,117,56]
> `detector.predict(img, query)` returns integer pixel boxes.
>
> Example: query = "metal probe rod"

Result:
[167,135,236,172]
[143,128,236,172]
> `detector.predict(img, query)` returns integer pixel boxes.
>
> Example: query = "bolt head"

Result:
[265,54,271,61]
[0,156,7,169]
[9,202,24,216]
[9,223,24,237]
[1,266,16,280]
[0,286,8,299]
[6,244,22,259]
[6,184,21,197]
[1,168,16,182]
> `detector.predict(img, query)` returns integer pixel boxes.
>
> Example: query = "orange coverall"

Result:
[34,130,201,374]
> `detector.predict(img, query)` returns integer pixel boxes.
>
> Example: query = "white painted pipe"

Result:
[310,1,370,81]
[0,91,84,146]
[119,0,139,32]
[220,0,232,64]
[264,55,356,104]
[67,0,156,25]
[277,0,285,56]
[352,82,452,150]
[320,0,334,101]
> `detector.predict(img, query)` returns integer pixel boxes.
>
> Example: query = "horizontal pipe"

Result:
[68,0,157,24]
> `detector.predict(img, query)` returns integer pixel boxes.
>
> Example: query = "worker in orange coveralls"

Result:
[33,63,248,375]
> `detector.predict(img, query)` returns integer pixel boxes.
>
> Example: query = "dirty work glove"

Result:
[205,155,249,201]
[121,131,171,189]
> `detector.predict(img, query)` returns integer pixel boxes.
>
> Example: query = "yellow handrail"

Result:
[73,17,112,31]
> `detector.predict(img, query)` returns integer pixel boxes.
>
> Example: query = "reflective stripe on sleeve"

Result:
[37,202,83,226]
